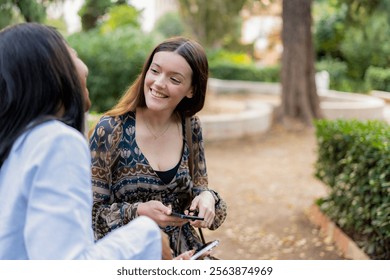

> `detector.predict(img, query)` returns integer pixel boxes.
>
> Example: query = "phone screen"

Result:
[190,240,219,260]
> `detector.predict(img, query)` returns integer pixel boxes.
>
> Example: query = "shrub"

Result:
[67,27,158,113]
[365,66,390,92]
[313,3,347,60]
[340,12,390,81]
[153,11,184,38]
[207,49,253,66]
[207,49,279,83]
[314,119,390,259]
[99,5,141,34]
[209,62,280,83]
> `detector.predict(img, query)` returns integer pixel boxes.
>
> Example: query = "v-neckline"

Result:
[132,110,185,185]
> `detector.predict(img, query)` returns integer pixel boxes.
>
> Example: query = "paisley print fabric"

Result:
[89,111,227,257]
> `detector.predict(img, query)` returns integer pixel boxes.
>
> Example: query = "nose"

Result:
[154,74,166,88]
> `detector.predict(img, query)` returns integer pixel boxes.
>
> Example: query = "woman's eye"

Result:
[171,77,181,84]
[150,68,159,74]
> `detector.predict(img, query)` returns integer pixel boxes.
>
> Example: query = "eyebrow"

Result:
[151,62,186,79]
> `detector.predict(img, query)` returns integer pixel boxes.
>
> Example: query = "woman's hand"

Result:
[137,200,188,228]
[188,191,216,228]
[173,250,195,260]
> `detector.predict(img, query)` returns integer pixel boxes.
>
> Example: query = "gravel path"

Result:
[202,123,345,260]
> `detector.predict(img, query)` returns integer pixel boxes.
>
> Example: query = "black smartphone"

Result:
[170,212,204,221]
[190,240,220,260]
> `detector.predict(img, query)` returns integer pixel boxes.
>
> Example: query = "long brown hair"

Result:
[105,36,209,118]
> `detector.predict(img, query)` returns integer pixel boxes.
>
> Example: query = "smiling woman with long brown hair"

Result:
[90,37,227,258]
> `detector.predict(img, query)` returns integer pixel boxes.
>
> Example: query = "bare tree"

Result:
[279,0,322,127]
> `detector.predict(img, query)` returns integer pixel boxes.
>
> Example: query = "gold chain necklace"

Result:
[143,111,172,140]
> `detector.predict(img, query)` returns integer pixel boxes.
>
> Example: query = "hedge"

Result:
[209,62,280,83]
[314,119,390,259]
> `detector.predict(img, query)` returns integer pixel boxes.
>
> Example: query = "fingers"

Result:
[194,206,215,228]
[191,216,213,228]
[203,216,214,228]
[174,250,195,260]
[189,196,200,212]
[165,204,173,215]
[162,214,189,227]
[141,202,185,227]
[188,193,216,228]
[190,212,213,228]
[200,206,214,219]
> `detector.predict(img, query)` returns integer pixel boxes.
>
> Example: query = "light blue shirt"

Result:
[0,120,161,259]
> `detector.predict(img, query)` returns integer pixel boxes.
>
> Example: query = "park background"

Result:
[1,0,389,260]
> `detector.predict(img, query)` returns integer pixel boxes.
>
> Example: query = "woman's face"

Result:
[68,47,91,112]
[144,51,193,113]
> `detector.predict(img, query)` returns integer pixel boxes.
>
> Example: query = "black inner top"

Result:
[155,160,181,185]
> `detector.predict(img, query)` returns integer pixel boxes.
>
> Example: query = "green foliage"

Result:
[331,0,390,27]
[99,5,141,33]
[45,16,68,35]
[176,0,246,49]
[208,49,279,82]
[314,3,347,59]
[316,58,348,90]
[78,0,131,31]
[15,0,45,22]
[67,27,157,113]
[340,12,390,80]
[208,49,253,65]
[153,11,184,38]
[0,1,19,28]
[313,1,390,93]
[210,62,280,83]
[316,58,369,92]
[314,119,390,259]
[0,0,56,28]
[365,66,390,92]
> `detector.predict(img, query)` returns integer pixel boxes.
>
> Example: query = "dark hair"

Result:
[0,23,85,167]
[106,36,209,117]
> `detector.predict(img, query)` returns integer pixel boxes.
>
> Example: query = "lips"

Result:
[150,88,168,98]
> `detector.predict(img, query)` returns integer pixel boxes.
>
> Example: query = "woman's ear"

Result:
[186,90,193,99]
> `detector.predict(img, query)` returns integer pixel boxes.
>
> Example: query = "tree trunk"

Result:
[280,0,322,127]
[81,14,99,31]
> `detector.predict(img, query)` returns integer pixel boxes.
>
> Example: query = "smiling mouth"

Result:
[150,88,168,98]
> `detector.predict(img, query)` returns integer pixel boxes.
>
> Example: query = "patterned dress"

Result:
[89,111,227,257]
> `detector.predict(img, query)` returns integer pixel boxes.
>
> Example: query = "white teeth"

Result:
[150,89,166,98]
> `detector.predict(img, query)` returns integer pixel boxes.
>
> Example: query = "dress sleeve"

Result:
[190,116,227,230]
[89,116,139,240]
